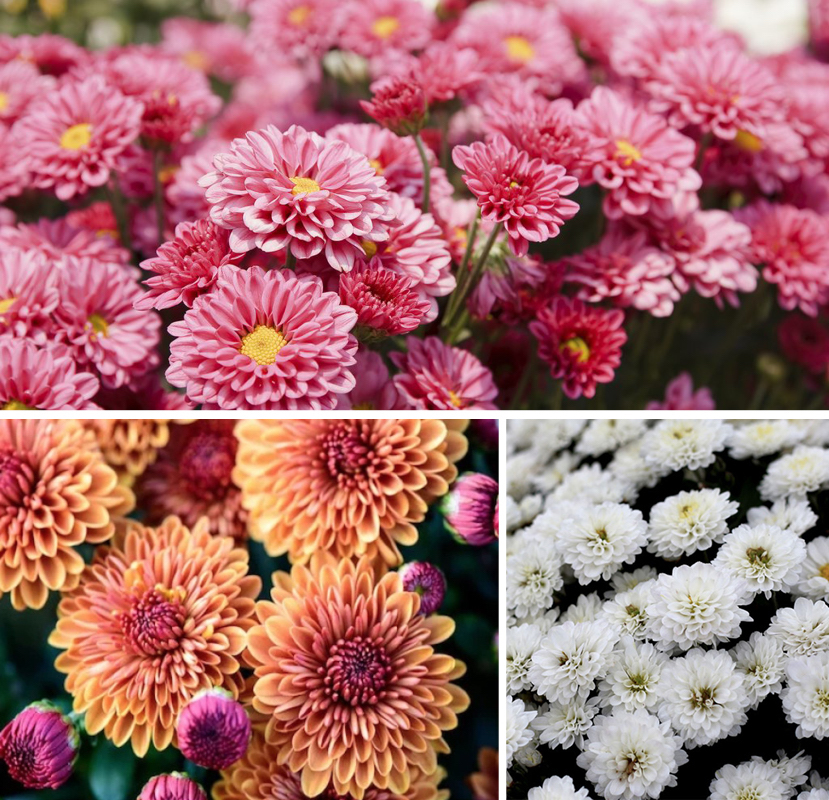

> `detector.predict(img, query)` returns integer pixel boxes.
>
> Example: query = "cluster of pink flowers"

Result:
[3,0,829,408]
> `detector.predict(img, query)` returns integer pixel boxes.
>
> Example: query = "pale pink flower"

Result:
[647,372,716,410]
[0,60,55,125]
[0,249,59,341]
[249,0,342,60]
[160,18,255,82]
[0,125,29,203]
[336,0,434,59]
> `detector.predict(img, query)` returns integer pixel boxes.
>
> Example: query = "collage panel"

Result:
[506,418,829,800]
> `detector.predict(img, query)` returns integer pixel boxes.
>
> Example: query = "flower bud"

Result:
[360,75,428,136]
[139,772,206,800]
[443,472,499,545]
[176,688,251,770]
[399,561,446,615]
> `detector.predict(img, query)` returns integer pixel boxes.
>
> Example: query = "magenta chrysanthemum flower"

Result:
[779,314,829,375]
[0,33,90,77]
[0,702,79,789]
[13,76,142,200]
[201,124,393,271]
[567,227,679,317]
[0,339,99,410]
[410,42,483,104]
[453,135,579,257]
[167,265,358,409]
[177,688,251,770]
[647,372,715,411]
[530,296,627,400]
[390,336,498,410]
[94,372,194,411]
[337,0,434,58]
[399,561,446,615]
[442,472,499,546]
[139,773,206,800]
[0,60,55,125]
[574,86,701,221]
[249,0,340,60]
[137,219,240,310]
[335,348,402,410]
[361,75,427,137]
[0,125,28,203]
[0,249,59,341]
[469,254,547,321]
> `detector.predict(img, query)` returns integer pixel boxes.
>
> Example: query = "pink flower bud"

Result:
[442,472,499,546]
[361,75,428,136]
[139,772,206,800]
[176,688,251,770]
[399,561,446,615]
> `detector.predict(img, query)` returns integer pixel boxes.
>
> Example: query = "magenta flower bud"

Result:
[0,701,79,789]
[442,472,499,546]
[139,772,206,800]
[399,561,446,615]
[176,688,251,770]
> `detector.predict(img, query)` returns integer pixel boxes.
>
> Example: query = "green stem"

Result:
[414,133,431,214]
[106,178,132,254]
[694,131,713,174]
[152,149,166,247]
[443,215,479,327]
[284,250,296,270]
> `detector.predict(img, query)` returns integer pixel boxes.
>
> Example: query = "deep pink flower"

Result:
[65,202,121,245]
[138,773,206,800]
[453,135,579,257]
[0,125,28,203]
[0,702,79,789]
[361,75,427,137]
[442,472,499,546]
[249,0,341,60]
[94,372,194,411]
[0,33,90,77]
[398,562,446,615]
[812,0,829,56]
[177,688,251,770]
[335,348,402,410]
[410,43,483,104]
[646,372,716,410]
[556,0,648,67]
[201,125,392,271]
[167,265,358,409]
[469,252,548,320]
[530,296,627,400]
[0,249,59,341]
[160,18,255,82]
[779,314,829,375]
[13,76,142,201]
[0,338,99,410]
[336,0,434,59]
[0,60,55,125]
[574,86,701,221]
[390,336,498,410]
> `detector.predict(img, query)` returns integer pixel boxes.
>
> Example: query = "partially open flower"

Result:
[442,472,499,545]
[177,688,251,770]
[139,773,207,800]
[361,74,428,136]
[399,561,447,614]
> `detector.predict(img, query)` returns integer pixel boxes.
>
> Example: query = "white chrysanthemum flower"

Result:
[728,420,803,459]
[799,790,829,800]
[768,598,829,656]
[576,709,688,800]
[506,495,522,533]
[729,631,787,709]
[533,695,601,750]
[529,620,620,703]
[781,651,829,740]
[514,741,543,768]
[709,761,788,800]
[647,563,752,651]
[607,566,659,597]
[642,419,732,473]
[533,452,581,494]
[557,503,648,584]
[510,606,561,634]
[509,420,545,452]
[799,420,829,447]
[752,751,812,797]
[507,623,543,695]
[528,775,594,800]
[760,446,829,500]
[598,638,668,713]
[715,523,807,597]
[549,464,628,506]
[610,439,668,492]
[647,488,739,559]
[521,503,581,546]
[576,420,649,457]
[657,648,748,748]
[808,772,829,791]
[506,540,564,618]
[602,581,655,640]
[560,593,605,624]
[506,697,537,767]
[509,450,548,499]
[747,497,818,537]
[797,537,829,601]
[533,419,587,455]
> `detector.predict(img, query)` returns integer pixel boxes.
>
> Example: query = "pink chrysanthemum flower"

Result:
[335,348,402,410]
[361,75,427,137]
[160,18,255,82]
[410,43,483,104]
[736,201,829,317]
[137,219,240,311]
[0,249,59,341]
[249,0,340,60]
[201,124,392,271]
[166,141,223,225]
[167,265,358,409]
[139,774,206,800]
[55,258,161,389]
[530,296,627,400]
[0,339,99,410]
[177,688,251,770]
[779,315,829,375]
[0,60,55,125]
[469,253,548,321]
[555,0,648,67]
[574,86,701,221]
[0,125,28,203]
[453,135,579,257]
[442,472,499,546]
[337,0,434,58]
[567,227,680,317]
[13,76,142,201]
[65,202,120,244]
[390,336,499,410]
[646,372,716,410]
[399,561,446,615]
[0,33,90,77]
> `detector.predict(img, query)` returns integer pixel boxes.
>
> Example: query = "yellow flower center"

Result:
[504,35,535,62]
[0,296,16,314]
[2,400,35,410]
[372,16,400,38]
[183,50,209,71]
[361,240,378,258]
[89,312,109,337]
[38,0,66,18]
[240,324,288,365]
[734,129,764,153]
[60,122,92,151]
[353,401,374,410]
[290,176,321,195]
[615,139,642,166]
[158,165,179,184]
[449,390,463,408]
[509,179,520,189]
[369,158,384,175]
[0,93,7,112]
[820,563,829,581]
[560,336,591,363]
[288,4,311,25]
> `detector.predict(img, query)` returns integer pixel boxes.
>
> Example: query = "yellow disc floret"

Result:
[240,325,289,366]
[89,313,109,338]
[372,16,400,38]
[504,35,534,62]
[560,336,591,363]
[615,139,643,166]
[60,122,92,151]
[290,176,321,195]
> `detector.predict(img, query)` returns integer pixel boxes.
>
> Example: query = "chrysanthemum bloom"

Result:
[0,60,55,125]
[709,762,789,800]
[399,561,446,615]
[361,75,427,138]
[335,348,402,410]
[201,125,392,271]
[138,421,248,541]
[167,266,358,410]
[0,33,90,77]
[245,553,469,797]
[779,315,829,375]
[161,18,255,82]
[0,125,29,203]
[137,219,241,311]
[730,632,787,710]
[506,697,537,768]
[177,688,251,770]
[337,0,434,58]
[469,747,499,800]
[574,87,701,221]
[0,702,79,789]
[798,537,829,600]
[453,135,579,257]
[646,372,716,411]
[768,598,829,656]
[139,773,207,800]
[761,446,829,501]
[409,42,482,105]
[0,248,59,341]
[442,472,499,546]
[13,76,142,200]
[0,419,133,609]
[781,652,829,740]
[641,419,732,473]
[49,517,261,756]
[233,418,465,565]
[530,297,627,400]
[390,336,499,410]
[249,0,340,60]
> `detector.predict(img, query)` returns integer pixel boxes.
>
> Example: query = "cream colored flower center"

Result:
[504,35,534,62]
[89,313,109,337]
[0,296,15,314]
[615,139,642,166]
[60,122,92,150]
[240,324,288,365]
[372,16,400,38]
[290,175,321,195]
[560,336,591,363]
[2,400,35,410]
[819,563,829,581]
[288,4,311,25]
[0,93,7,112]
[734,129,764,153]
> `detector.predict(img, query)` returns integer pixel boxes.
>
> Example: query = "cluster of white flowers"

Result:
[507,419,829,800]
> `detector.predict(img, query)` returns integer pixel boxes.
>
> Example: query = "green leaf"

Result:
[89,738,135,800]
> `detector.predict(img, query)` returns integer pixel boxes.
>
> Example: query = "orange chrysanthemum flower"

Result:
[213,731,450,800]
[0,419,133,611]
[233,419,467,566]
[48,516,261,756]
[245,554,469,798]
[468,747,498,800]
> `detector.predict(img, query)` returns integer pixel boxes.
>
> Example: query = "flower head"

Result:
[361,75,427,137]
[709,761,789,800]
[139,773,207,800]
[337,0,434,58]
[442,472,499,546]
[646,372,716,411]
[177,689,251,771]
[798,537,829,600]
[398,561,446,615]
[761,446,829,500]
[0,248,59,341]
[507,697,537,768]
[768,598,829,656]
[782,651,829,740]
[641,419,732,473]
[730,632,786,710]
[469,747,499,800]
[249,0,340,60]
[0,124,29,203]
